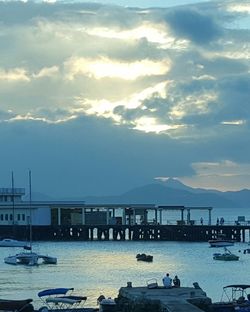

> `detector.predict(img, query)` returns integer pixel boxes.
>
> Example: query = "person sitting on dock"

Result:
[162,273,172,288]
[173,275,180,287]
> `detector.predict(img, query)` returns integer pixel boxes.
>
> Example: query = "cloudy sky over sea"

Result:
[0,0,249,197]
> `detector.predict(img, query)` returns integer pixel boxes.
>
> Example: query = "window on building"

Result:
[0,214,3,221]
[10,214,13,221]
[5,214,8,221]
[22,214,25,221]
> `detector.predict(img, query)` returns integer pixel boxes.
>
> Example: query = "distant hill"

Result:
[80,182,238,208]
[32,178,250,208]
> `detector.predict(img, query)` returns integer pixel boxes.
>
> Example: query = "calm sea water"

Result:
[0,207,250,309]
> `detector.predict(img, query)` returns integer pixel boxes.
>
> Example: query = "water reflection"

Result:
[0,240,250,308]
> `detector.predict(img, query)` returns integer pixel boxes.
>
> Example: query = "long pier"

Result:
[1,224,250,242]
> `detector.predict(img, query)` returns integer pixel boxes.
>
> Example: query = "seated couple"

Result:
[162,273,180,288]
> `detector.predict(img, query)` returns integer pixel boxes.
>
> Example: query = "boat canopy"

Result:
[223,285,250,290]
[38,288,74,297]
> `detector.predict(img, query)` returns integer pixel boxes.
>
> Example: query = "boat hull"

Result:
[4,250,57,266]
[213,254,239,261]
[209,241,234,248]
[0,299,34,312]
[0,239,29,248]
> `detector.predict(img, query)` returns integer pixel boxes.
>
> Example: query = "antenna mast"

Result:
[29,170,32,247]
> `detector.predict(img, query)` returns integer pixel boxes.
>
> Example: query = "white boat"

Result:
[213,248,239,261]
[209,239,235,247]
[0,238,29,248]
[38,288,87,310]
[211,285,250,311]
[4,171,57,267]
[208,234,235,247]
[4,251,57,266]
[4,252,39,266]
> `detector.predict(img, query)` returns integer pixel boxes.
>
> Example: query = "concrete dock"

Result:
[117,283,212,312]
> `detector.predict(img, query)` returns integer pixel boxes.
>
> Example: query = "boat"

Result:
[213,248,239,261]
[0,238,29,248]
[4,252,57,265]
[0,298,34,312]
[4,171,57,266]
[38,288,87,310]
[0,173,29,249]
[136,253,153,262]
[209,234,235,247]
[210,285,250,311]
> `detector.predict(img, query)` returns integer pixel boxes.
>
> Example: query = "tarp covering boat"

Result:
[38,288,74,297]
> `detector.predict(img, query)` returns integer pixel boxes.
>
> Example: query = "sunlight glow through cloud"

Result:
[221,120,246,125]
[169,92,218,120]
[0,68,30,82]
[8,113,77,124]
[85,24,189,50]
[180,161,250,191]
[74,81,169,121]
[64,57,171,80]
[227,3,250,13]
[133,116,181,133]
[33,66,59,79]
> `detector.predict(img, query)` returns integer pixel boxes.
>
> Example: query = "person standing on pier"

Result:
[173,275,181,287]
[162,273,172,288]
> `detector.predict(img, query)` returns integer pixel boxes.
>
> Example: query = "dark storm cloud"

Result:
[165,8,223,45]
[0,116,197,197]
[217,75,250,121]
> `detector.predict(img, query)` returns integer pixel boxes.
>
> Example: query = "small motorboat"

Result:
[209,234,235,247]
[213,248,239,261]
[210,285,250,311]
[38,288,87,310]
[136,253,153,262]
[0,238,29,248]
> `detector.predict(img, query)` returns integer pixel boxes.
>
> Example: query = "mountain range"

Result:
[30,178,250,209]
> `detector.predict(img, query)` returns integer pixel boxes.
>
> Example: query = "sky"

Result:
[0,0,250,197]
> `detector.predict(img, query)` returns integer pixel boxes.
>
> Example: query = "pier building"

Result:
[0,187,250,243]
[0,187,213,226]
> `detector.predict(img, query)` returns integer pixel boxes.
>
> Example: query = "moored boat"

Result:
[213,248,239,261]
[209,234,235,247]
[210,285,250,311]
[4,171,57,266]
[4,252,57,265]
[0,298,34,312]
[0,238,29,248]
[38,287,88,311]
[136,253,153,262]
